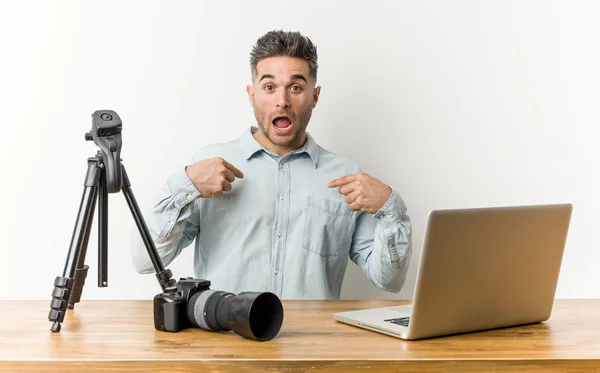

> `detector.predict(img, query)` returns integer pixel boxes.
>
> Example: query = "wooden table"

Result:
[1,299,599,372]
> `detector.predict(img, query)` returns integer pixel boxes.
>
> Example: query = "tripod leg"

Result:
[48,158,102,332]
[120,165,176,291]
[98,166,108,287]
[67,183,97,309]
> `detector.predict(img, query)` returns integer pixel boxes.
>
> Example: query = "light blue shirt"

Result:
[131,127,412,299]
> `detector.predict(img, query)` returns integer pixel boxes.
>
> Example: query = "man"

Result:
[131,30,412,300]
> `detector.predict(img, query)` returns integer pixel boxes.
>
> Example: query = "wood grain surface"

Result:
[1,299,599,372]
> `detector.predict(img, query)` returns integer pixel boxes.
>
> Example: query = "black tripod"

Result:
[48,110,176,332]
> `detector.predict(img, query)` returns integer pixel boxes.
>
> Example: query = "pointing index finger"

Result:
[328,174,356,188]
[223,160,244,179]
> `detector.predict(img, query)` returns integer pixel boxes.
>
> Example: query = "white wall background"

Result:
[0,0,598,301]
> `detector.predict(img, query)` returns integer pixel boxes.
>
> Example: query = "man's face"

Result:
[246,56,321,156]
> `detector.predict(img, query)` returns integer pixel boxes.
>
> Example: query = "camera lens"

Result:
[187,290,284,341]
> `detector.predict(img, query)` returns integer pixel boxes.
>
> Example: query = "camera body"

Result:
[153,277,210,332]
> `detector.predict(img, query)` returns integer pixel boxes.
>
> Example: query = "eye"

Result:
[290,85,302,92]
[264,85,275,92]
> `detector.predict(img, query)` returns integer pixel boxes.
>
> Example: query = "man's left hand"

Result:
[328,172,392,213]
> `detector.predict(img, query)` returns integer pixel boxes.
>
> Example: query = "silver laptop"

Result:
[334,203,573,340]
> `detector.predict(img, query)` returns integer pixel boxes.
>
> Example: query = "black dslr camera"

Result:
[154,277,284,341]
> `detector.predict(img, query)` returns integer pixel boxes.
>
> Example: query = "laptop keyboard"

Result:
[383,316,410,327]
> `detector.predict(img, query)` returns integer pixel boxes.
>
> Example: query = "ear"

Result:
[312,86,321,108]
[246,84,254,105]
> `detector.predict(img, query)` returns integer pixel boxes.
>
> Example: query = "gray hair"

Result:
[250,30,318,83]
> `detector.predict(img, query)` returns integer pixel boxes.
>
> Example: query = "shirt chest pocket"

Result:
[302,195,356,257]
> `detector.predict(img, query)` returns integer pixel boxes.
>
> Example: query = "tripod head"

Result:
[84,110,123,193]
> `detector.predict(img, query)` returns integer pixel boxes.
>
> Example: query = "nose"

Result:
[275,90,290,109]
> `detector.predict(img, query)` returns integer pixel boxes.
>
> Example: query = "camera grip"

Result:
[154,292,183,332]
[162,301,180,332]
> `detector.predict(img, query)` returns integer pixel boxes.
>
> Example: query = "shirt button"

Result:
[279,194,284,201]
[274,269,279,275]
[277,231,282,237]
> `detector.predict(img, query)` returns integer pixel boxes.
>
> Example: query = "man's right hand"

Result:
[185,157,244,198]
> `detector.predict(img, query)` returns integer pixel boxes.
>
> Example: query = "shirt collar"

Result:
[239,126,320,168]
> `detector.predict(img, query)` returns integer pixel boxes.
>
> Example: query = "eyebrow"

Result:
[259,74,275,82]
[259,74,307,83]
[290,74,307,83]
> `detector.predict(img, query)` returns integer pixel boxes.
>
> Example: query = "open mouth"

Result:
[272,116,293,134]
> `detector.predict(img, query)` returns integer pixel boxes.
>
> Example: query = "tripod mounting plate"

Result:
[85,110,123,193]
